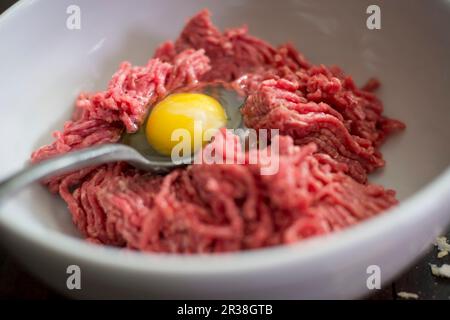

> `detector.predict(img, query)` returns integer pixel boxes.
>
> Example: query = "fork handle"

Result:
[0,144,143,204]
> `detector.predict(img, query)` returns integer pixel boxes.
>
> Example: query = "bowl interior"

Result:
[0,0,449,243]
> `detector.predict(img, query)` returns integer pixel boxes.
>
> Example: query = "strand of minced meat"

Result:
[30,9,403,253]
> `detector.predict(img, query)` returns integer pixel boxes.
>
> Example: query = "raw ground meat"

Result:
[31,9,404,253]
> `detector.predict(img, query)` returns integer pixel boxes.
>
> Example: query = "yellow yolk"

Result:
[145,93,227,157]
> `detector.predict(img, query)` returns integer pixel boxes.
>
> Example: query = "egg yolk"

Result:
[145,93,227,157]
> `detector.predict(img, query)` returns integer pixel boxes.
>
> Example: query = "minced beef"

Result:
[31,9,404,253]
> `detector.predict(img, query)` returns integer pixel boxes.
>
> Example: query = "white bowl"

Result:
[0,0,449,299]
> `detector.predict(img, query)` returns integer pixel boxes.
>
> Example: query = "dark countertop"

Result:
[1,0,449,300]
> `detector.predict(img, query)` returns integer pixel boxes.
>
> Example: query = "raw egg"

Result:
[145,93,227,157]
